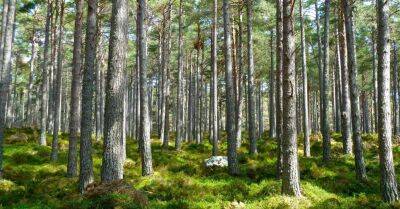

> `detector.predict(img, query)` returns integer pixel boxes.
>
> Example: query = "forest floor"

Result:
[1,128,400,209]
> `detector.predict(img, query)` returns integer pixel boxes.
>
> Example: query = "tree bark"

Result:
[246,0,257,155]
[175,0,184,151]
[281,0,301,197]
[50,0,65,162]
[392,42,399,136]
[338,7,352,154]
[376,0,399,202]
[269,30,276,139]
[223,0,239,175]
[342,0,367,181]
[101,0,128,182]
[39,0,52,146]
[275,0,283,179]
[211,0,218,156]
[0,0,15,177]
[299,0,310,157]
[79,0,97,192]
[321,0,331,162]
[138,0,153,176]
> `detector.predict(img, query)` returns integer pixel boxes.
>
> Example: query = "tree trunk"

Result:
[50,0,65,162]
[0,0,15,177]
[338,7,352,154]
[138,0,153,176]
[26,32,37,126]
[376,0,400,202]
[321,0,331,162]
[39,0,52,146]
[101,0,128,182]
[223,0,239,175]
[342,0,367,181]
[275,0,283,179]
[246,0,257,155]
[392,42,399,136]
[175,0,184,151]
[269,30,276,139]
[0,0,8,79]
[211,0,218,156]
[281,0,301,197]
[299,0,310,157]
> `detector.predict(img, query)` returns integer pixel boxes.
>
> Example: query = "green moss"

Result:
[1,128,400,208]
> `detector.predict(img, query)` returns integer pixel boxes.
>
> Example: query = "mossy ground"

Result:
[0,128,399,209]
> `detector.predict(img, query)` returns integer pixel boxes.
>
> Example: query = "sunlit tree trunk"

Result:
[0,0,15,177]
[223,0,239,175]
[299,0,310,157]
[376,0,399,202]
[138,0,153,176]
[321,0,331,162]
[275,0,283,179]
[281,0,301,197]
[101,0,128,182]
[342,0,367,181]
[39,0,52,146]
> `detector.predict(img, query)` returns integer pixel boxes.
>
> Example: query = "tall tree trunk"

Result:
[50,0,65,162]
[372,30,378,133]
[342,0,367,181]
[211,0,218,156]
[269,30,276,139]
[26,32,37,126]
[315,1,322,133]
[258,83,263,139]
[275,0,283,179]
[39,0,52,146]
[299,0,310,157]
[246,0,257,155]
[338,7,352,154]
[235,6,244,148]
[0,0,15,177]
[175,0,184,151]
[392,42,399,136]
[101,0,128,182]
[0,0,8,79]
[321,0,331,162]
[138,0,153,176]
[79,0,97,192]
[223,0,239,175]
[376,0,399,202]
[281,0,301,197]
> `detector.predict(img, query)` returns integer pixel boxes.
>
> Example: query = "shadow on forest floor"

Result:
[0,128,399,208]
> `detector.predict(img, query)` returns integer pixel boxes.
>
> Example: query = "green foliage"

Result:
[1,128,400,208]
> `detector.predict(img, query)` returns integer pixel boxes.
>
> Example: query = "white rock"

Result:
[204,156,228,168]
